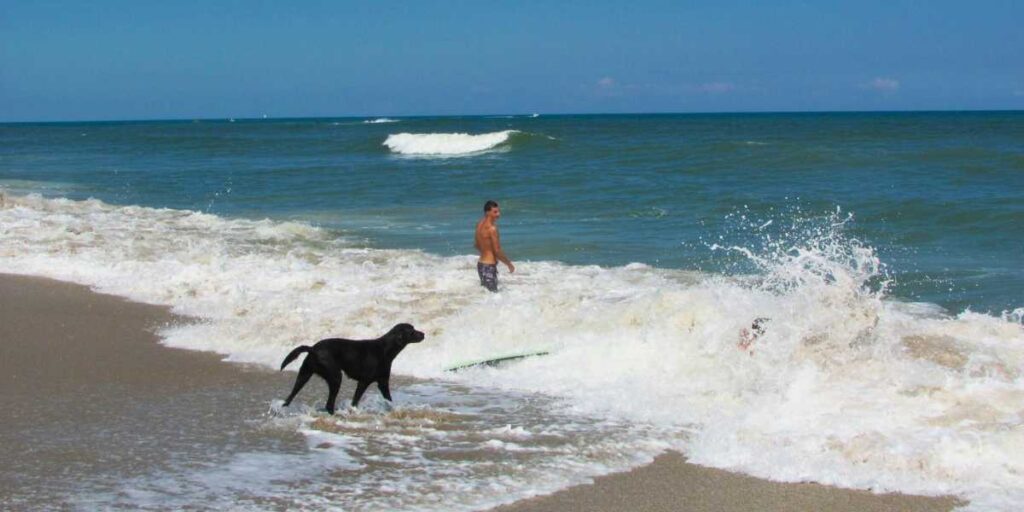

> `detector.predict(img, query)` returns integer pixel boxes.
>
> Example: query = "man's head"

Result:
[484,200,500,220]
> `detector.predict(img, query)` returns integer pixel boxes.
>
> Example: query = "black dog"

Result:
[280,323,425,414]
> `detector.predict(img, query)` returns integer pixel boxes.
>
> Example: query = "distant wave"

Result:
[383,130,519,156]
[364,118,399,124]
[484,114,540,119]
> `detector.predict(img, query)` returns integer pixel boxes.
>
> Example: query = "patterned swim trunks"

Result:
[477,262,498,292]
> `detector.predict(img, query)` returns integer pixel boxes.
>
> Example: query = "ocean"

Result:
[1,112,1022,510]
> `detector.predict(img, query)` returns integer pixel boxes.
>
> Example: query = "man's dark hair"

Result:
[484,200,498,212]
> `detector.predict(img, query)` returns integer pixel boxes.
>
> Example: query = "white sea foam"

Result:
[363,118,399,124]
[383,130,518,156]
[2,193,1023,510]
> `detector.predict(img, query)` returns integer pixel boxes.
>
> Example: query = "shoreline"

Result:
[0,273,964,511]
[492,450,963,512]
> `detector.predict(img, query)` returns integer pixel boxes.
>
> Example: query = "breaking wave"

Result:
[383,130,519,156]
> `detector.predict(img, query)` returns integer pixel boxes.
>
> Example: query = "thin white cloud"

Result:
[863,77,900,92]
[588,78,749,98]
[592,76,626,98]
[698,81,736,94]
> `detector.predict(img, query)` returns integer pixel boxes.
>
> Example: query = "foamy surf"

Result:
[383,130,519,156]
[73,381,672,511]
[363,118,399,124]
[2,192,1023,510]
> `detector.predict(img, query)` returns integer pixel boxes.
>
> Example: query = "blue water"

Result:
[1,112,1021,313]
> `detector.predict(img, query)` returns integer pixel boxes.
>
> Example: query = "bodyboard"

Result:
[445,350,550,372]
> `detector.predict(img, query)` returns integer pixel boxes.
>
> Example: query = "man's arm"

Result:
[490,226,515,273]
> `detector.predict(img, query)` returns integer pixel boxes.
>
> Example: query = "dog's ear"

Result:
[383,324,408,344]
[383,324,401,339]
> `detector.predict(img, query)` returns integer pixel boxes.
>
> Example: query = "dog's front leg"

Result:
[377,379,392,401]
[351,380,372,407]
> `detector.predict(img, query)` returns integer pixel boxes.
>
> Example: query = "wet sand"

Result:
[0,273,302,509]
[0,273,964,511]
[493,451,963,512]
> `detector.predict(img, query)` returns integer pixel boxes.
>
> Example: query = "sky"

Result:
[2,0,1022,121]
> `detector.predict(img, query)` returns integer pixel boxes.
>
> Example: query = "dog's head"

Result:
[389,323,426,345]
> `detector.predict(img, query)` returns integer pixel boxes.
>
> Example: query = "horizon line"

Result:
[2,107,1022,125]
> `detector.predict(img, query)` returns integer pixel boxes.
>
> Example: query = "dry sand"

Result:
[0,273,964,511]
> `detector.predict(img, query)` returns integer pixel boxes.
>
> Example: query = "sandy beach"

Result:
[494,450,963,512]
[0,273,303,509]
[0,273,964,511]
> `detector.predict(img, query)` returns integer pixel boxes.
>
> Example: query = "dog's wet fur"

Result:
[280,323,425,414]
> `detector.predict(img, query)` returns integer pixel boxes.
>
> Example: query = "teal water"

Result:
[1,112,1021,313]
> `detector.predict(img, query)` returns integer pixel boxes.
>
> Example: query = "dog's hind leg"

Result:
[351,380,372,407]
[283,360,314,407]
[324,372,342,414]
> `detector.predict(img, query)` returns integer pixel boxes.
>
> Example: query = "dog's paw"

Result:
[267,400,289,417]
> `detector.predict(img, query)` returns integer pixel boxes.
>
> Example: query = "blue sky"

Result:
[2,0,1022,121]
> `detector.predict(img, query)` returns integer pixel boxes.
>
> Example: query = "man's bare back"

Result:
[475,219,497,264]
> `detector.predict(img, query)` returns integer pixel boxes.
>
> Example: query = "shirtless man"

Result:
[474,200,514,292]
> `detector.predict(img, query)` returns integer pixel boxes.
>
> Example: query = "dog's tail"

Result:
[280,345,312,370]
